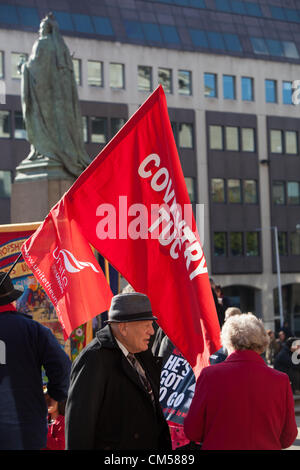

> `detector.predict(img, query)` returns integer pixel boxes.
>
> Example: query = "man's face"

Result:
[119,320,154,354]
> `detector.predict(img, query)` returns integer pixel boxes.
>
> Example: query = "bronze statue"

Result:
[20,13,91,178]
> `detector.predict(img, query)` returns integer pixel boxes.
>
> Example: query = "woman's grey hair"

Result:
[221,313,270,353]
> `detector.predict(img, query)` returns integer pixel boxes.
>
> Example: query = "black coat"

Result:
[65,325,172,450]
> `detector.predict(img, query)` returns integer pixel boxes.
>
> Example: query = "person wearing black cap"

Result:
[0,271,71,450]
[65,292,172,450]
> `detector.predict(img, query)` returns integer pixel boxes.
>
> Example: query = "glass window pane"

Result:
[285,131,298,154]
[82,116,88,143]
[204,73,217,97]
[270,130,282,153]
[245,2,262,16]
[246,232,259,256]
[53,10,74,31]
[0,110,11,138]
[231,1,246,14]
[228,179,241,203]
[290,233,300,255]
[143,23,162,42]
[283,81,292,105]
[272,181,285,205]
[278,232,287,256]
[0,51,3,79]
[225,126,239,151]
[189,29,208,48]
[266,39,283,57]
[241,77,254,101]
[244,180,257,203]
[230,232,243,256]
[211,178,225,203]
[251,37,269,55]
[0,170,11,198]
[138,66,152,92]
[111,118,126,137]
[88,61,103,87]
[14,111,26,139]
[282,41,299,59]
[124,20,144,40]
[214,232,227,256]
[265,79,277,103]
[90,117,107,143]
[11,52,27,79]
[209,125,223,150]
[207,31,225,50]
[287,182,300,204]
[158,67,172,93]
[72,58,81,86]
[223,75,235,100]
[241,128,255,152]
[72,14,93,34]
[223,33,242,52]
[184,177,196,203]
[0,4,18,25]
[178,70,192,96]
[92,16,114,36]
[178,123,193,148]
[18,6,40,28]
[161,25,180,44]
[109,63,124,89]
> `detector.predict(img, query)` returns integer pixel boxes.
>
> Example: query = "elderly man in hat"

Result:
[65,292,172,450]
[0,271,71,450]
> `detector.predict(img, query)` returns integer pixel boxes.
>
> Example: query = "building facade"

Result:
[0,0,300,332]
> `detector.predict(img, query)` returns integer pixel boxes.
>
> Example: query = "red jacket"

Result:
[184,349,298,450]
[46,415,65,450]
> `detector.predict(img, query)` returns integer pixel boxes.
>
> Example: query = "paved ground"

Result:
[287,415,300,450]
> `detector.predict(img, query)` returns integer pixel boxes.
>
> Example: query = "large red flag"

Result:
[21,198,113,339]
[65,85,221,378]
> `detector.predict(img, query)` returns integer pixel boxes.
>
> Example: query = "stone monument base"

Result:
[10,158,75,223]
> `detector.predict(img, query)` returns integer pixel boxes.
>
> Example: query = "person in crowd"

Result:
[209,307,242,365]
[265,329,280,366]
[209,278,225,327]
[65,292,172,450]
[184,313,298,450]
[0,272,71,450]
[45,397,66,450]
[277,329,287,349]
[274,336,300,394]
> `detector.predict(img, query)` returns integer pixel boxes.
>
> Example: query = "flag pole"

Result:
[0,252,23,288]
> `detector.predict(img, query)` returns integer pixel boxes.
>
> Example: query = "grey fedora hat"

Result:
[106,292,157,323]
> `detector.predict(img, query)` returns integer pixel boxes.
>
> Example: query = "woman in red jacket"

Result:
[184,313,298,450]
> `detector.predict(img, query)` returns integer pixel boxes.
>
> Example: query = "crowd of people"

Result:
[0,271,299,451]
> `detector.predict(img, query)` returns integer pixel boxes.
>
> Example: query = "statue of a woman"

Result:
[21,13,91,178]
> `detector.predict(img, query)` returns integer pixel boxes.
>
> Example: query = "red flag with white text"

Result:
[64,85,221,378]
[21,198,113,339]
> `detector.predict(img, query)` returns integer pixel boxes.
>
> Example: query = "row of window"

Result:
[272,181,300,206]
[205,73,297,105]
[213,230,300,257]
[209,125,255,152]
[211,178,258,204]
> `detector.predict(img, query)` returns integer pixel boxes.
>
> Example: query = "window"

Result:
[90,117,107,143]
[18,6,40,28]
[266,39,283,57]
[161,25,180,45]
[246,232,259,256]
[285,131,298,154]
[272,181,285,205]
[230,232,243,256]
[0,111,10,138]
[72,58,81,86]
[223,75,235,100]
[82,116,88,143]
[178,70,192,96]
[223,34,242,52]
[0,4,18,24]
[287,182,300,204]
[92,16,114,36]
[241,128,255,152]
[282,81,292,105]
[290,232,300,255]
[270,130,282,153]
[225,126,239,151]
[204,73,217,98]
[228,179,241,203]
[265,79,277,103]
[109,63,124,89]
[14,111,26,139]
[282,41,299,59]
[124,20,144,40]
[184,177,196,203]
[0,171,11,198]
[111,118,126,137]
[209,125,223,150]
[189,29,208,48]
[158,68,172,94]
[213,232,227,256]
[87,61,103,87]
[278,232,288,256]
[251,37,268,55]
[207,32,225,50]
[11,52,27,79]
[211,178,225,203]
[243,180,257,204]
[138,66,152,92]
[72,14,93,34]
[143,23,162,42]
[178,123,193,148]
[0,51,3,78]
[241,77,254,101]
[53,10,74,31]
